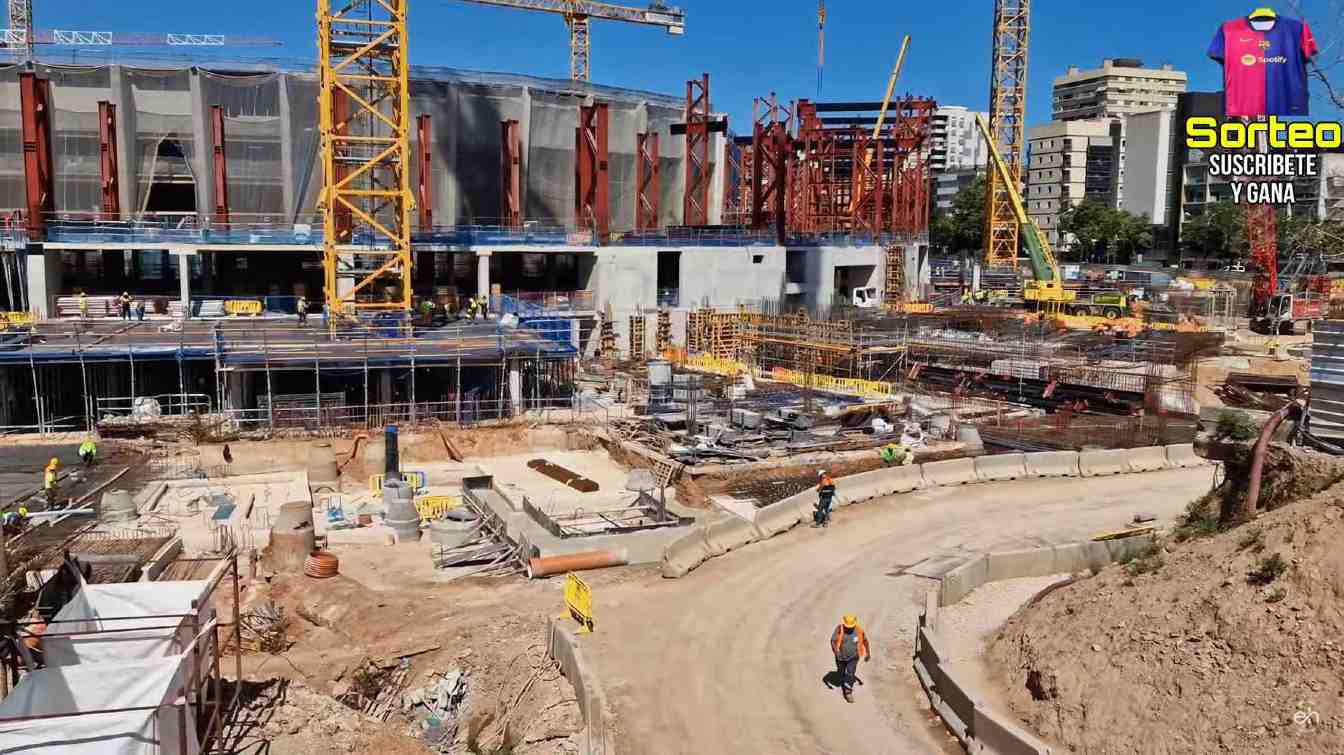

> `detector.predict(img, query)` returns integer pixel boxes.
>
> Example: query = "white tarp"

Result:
[0,655,199,755]
[44,581,213,667]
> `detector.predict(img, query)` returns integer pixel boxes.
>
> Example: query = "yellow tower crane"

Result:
[983,0,1029,269]
[456,0,686,81]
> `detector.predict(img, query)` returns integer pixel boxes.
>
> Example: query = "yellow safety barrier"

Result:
[0,311,33,326]
[682,354,747,376]
[415,495,462,523]
[899,302,933,314]
[767,367,898,399]
[563,572,594,633]
[224,300,263,316]
[368,471,428,494]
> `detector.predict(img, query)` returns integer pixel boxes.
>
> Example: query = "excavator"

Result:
[973,114,1075,310]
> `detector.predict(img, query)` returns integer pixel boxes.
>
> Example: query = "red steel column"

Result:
[332,89,352,242]
[683,73,710,226]
[19,72,53,241]
[417,114,433,230]
[635,131,659,232]
[210,105,230,226]
[575,103,609,242]
[97,100,120,220]
[501,119,522,228]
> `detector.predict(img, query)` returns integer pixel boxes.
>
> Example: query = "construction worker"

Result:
[119,292,132,320]
[879,442,913,466]
[296,296,309,325]
[465,296,479,320]
[477,294,489,319]
[43,457,60,509]
[79,438,97,467]
[135,298,146,321]
[78,291,89,320]
[830,614,872,703]
[2,507,29,536]
[814,470,836,527]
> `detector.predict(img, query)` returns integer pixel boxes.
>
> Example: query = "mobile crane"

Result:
[974,114,1075,309]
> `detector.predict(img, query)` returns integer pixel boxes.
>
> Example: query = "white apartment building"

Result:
[1052,59,1188,121]
[1120,109,1176,225]
[1026,119,1120,249]
[929,106,989,173]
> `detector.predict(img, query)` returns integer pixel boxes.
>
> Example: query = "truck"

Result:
[1065,291,1134,319]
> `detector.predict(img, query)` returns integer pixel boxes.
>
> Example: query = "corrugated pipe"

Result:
[1244,400,1305,519]
[527,550,628,579]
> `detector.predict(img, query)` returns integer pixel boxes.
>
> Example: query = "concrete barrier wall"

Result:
[921,458,978,486]
[916,531,1160,754]
[754,496,805,538]
[704,514,760,556]
[661,525,712,578]
[547,619,616,755]
[1166,443,1205,468]
[1126,445,1171,473]
[662,447,1179,579]
[974,452,1029,482]
[1023,450,1080,478]
[938,556,989,607]
[1078,448,1131,477]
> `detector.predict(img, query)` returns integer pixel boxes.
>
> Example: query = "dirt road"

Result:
[589,467,1216,754]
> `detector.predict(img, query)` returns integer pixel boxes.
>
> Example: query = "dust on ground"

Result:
[218,544,645,754]
[985,466,1344,754]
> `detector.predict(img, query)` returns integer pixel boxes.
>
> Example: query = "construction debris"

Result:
[402,669,468,753]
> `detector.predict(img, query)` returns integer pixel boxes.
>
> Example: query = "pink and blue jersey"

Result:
[1208,16,1318,117]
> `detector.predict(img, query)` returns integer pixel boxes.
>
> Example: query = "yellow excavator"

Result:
[973,114,1075,308]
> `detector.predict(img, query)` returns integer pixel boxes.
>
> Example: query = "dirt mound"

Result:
[986,474,1344,754]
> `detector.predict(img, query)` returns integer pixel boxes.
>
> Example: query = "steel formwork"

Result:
[97,100,119,220]
[501,118,522,228]
[683,73,711,226]
[210,104,230,225]
[575,102,610,240]
[19,71,52,241]
[417,114,434,230]
[635,131,659,232]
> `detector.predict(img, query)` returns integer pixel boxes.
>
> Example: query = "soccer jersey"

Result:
[1208,15,1318,117]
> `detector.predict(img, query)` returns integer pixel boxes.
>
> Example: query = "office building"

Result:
[1052,59,1188,121]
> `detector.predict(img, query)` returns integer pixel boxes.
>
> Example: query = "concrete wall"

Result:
[546,619,616,755]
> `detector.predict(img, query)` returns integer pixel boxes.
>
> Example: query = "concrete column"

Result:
[174,248,191,313]
[577,252,597,292]
[278,74,296,222]
[518,86,532,221]
[476,250,491,297]
[443,83,460,225]
[379,370,393,406]
[226,372,244,411]
[110,65,136,218]
[188,70,213,226]
[23,247,62,318]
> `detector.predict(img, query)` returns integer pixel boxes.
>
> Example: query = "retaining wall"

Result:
[547,619,616,755]
[915,532,1161,754]
[660,445,1203,580]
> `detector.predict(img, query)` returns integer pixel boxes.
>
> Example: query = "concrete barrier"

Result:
[661,525,712,579]
[704,514,760,556]
[930,657,976,741]
[974,452,1029,482]
[974,704,1054,755]
[1023,450,1080,478]
[547,619,616,755]
[882,464,928,494]
[1166,443,1205,468]
[921,458,977,486]
[1126,445,1171,473]
[753,497,804,538]
[985,547,1059,582]
[1078,448,1131,477]
[938,556,988,607]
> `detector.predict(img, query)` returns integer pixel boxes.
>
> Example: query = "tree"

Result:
[930,174,986,254]
[1181,203,1247,260]
[1057,201,1154,263]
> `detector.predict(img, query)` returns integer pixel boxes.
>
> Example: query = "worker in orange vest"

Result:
[830,614,871,703]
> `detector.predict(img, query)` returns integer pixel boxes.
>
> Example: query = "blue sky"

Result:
[27,0,1344,127]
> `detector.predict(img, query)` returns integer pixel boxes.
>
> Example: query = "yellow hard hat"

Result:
[17,507,28,517]
[48,457,59,467]
[842,614,858,628]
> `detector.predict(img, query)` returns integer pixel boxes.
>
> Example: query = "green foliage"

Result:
[1181,203,1247,260]
[1056,200,1154,263]
[1215,410,1258,441]
[1237,527,1266,553]
[1174,494,1221,542]
[1248,553,1288,585]
[930,174,986,254]
[1265,586,1287,603]
[1278,215,1344,258]
[1122,542,1165,576]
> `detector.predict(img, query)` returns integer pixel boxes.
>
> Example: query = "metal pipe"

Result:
[526,549,628,579]
[1244,399,1305,519]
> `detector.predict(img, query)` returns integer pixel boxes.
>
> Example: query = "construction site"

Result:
[0,0,1341,754]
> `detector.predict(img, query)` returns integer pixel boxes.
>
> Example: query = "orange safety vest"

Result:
[831,624,870,659]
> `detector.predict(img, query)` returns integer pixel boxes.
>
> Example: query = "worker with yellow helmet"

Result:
[43,457,60,509]
[830,614,871,703]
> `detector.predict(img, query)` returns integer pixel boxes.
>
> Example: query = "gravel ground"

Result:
[936,574,1073,661]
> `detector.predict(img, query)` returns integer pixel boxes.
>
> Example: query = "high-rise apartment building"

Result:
[1052,59,1188,121]
[929,106,989,173]
[1025,119,1121,249]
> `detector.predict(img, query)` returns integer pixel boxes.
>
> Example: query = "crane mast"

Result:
[984,0,1030,269]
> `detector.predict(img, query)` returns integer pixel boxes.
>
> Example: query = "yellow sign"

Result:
[224,300,263,316]
[0,311,33,326]
[368,471,428,494]
[563,572,594,634]
[415,494,461,523]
